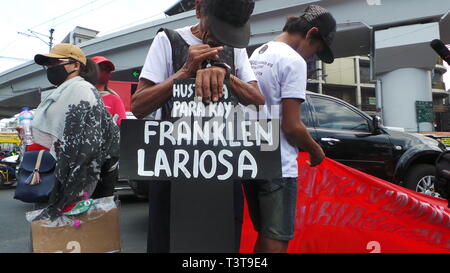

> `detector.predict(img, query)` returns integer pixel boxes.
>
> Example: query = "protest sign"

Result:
[120,79,281,252]
[120,79,281,182]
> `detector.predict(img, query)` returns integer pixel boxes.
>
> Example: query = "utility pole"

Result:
[17,29,55,51]
[49,29,55,50]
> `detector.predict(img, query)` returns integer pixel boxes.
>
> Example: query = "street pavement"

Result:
[0,187,148,253]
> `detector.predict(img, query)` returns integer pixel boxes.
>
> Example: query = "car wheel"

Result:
[405,164,440,198]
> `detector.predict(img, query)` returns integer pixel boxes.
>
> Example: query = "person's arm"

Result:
[132,69,190,119]
[16,126,51,151]
[282,98,325,166]
[116,96,127,126]
[194,66,265,106]
[230,48,265,106]
[132,44,223,119]
[230,78,265,106]
[112,95,127,126]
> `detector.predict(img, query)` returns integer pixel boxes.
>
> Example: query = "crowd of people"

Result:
[21,0,337,253]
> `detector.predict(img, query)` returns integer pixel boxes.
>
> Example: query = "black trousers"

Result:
[146,181,244,253]
[92,159,118,199]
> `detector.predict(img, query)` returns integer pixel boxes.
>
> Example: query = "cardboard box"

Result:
[31,208,121,253]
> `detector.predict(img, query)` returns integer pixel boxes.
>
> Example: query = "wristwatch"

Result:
[204,59,232,79]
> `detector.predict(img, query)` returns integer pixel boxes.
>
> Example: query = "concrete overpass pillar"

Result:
[379,68,433,132]
[374,22,442,132]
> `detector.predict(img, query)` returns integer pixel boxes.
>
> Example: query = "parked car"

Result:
[302,92,445,197]
[125,92,446,199]
[419,132,450,150]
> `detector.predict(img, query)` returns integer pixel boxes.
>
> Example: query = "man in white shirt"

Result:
[247,5,336,253]
[132,0,264,119]
[131,0,264,253]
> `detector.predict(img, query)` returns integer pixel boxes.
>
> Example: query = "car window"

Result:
[300,101,311,127]
[311,96,370,132]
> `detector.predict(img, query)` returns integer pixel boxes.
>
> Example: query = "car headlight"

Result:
[412,134,440,147]
[436,138,450,146]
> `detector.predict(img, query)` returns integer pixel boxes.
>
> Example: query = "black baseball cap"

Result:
[203,0,255,48]
[301,5,336,64]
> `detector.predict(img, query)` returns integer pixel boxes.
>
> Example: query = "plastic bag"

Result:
[26,196,117,228]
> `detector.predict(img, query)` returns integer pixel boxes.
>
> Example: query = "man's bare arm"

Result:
[230,77,265,106]
[132,45,222,119]
[195,66,265,106]
[131,70,190,119]
[282,98,325,166]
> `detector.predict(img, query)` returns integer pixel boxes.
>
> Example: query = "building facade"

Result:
[305,56,449,131]
[0,0,449,132]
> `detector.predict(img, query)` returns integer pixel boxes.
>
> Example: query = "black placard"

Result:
[120,79,281,253]
[120,79,281,182]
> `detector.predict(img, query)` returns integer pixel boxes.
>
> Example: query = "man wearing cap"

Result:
[92,56,127,126]
[131,0,264,253]
[132,0,264,119]
[247,5,335,253]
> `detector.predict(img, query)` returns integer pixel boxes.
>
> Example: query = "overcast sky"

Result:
[0,0,179,72]
[0,0,449,90]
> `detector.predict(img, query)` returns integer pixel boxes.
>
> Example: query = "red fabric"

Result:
[62,203,77,214]
[25,143,49,152]
[240,153,450,253]
[108,81,133,112]
[102,93,127,126]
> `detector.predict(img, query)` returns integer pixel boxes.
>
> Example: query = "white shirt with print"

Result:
[250,41,307,178]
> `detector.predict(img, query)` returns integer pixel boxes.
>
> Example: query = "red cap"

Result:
[91,56,116,72]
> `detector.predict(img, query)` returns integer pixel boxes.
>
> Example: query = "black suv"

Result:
[127,92,446,198]
[302,92,446,197]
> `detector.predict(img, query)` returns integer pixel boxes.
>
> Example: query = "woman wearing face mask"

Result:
[31,43,120,215]
[92,56,127,126]
[90,56,126,199]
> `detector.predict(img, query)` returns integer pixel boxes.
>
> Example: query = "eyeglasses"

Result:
[43,59,77,70]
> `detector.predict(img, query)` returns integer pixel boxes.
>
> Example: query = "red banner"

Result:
[240,153,450,253]
[108,81,135,112]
